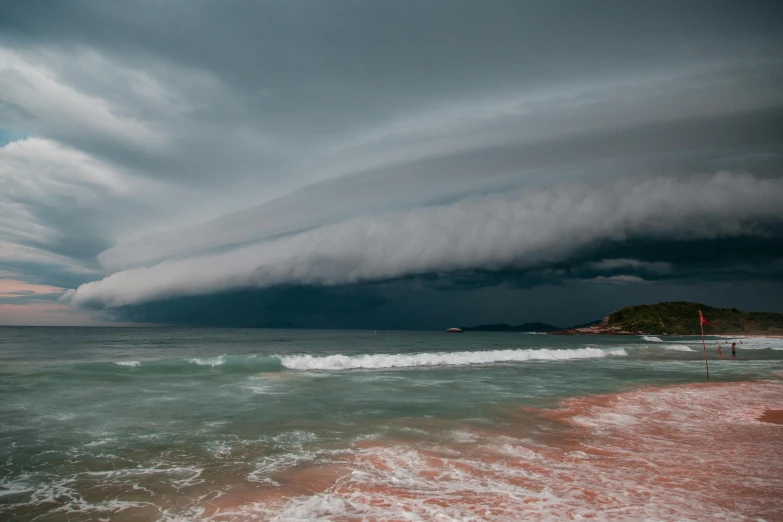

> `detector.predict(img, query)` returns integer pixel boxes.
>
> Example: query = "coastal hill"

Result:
[550,301,783,336]
[460,322,561,332]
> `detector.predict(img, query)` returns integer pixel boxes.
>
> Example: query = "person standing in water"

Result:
[731,342,737,358]
[717,345,723,357]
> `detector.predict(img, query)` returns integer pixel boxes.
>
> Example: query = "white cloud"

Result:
[0,47,163,149]
[0,137,172,281]
[0,137,128,199]
[0,138,130,264]
[64,172,783,308]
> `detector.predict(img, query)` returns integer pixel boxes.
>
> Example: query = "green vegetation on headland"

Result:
[551,301,783,336]
[460,322,561,332]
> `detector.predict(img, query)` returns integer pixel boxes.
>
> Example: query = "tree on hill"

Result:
[606,301,783,335]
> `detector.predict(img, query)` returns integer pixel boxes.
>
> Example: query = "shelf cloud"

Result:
[63,172,783,309]
[2,0,782,325]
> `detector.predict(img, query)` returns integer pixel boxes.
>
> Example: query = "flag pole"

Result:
[699,309,710,382]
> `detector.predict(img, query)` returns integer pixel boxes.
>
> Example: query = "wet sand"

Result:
[198,380,783,521]
[759,409,783,425]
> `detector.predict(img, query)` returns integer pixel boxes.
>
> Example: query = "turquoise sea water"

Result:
[1,327,782,520]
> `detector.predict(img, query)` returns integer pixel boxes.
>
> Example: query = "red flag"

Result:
[699,309,712,327]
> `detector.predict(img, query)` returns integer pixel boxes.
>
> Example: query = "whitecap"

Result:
[244,384,282,395]
[663,345,694,352]
[448,429,479,443]
[84,437,116,447]
[248,451,319,482]
[278,347,626,371]
[642,336,664,342]
[115,360,141,367]
[186,355,225,367]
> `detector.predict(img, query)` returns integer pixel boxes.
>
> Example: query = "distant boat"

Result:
[446,328,463,333]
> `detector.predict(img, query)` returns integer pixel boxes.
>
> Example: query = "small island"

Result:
[548,301,783,336]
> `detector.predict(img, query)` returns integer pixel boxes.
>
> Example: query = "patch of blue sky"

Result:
[0,129,27,147]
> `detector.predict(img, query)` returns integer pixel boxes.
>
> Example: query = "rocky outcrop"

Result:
[548,315,637,335]
[548,324,635,335]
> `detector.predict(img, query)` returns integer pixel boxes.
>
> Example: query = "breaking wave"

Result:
[278,347,627,371]
[186,355,226,367]
[103,355,283,374]
[642,336,664,342]
[663,345,694,352]
[114,360,141,367]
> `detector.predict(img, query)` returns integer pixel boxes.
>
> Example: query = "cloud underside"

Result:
[64,172,783,309]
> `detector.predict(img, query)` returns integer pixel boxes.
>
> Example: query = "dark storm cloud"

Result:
[101,230,783,328]
[5,1,782,90]
[63,172,783,309]
[106,276,783,330]
[106,285,393,328]
[97,105,783,271]
[2,1,783,325]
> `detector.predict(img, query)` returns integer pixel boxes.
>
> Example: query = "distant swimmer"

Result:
[717,345,723,357]
[731,342,737,358]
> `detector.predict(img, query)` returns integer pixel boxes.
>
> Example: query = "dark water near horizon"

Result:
[1,327,782,520]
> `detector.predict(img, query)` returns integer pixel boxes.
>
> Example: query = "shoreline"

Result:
[202,379,783,520]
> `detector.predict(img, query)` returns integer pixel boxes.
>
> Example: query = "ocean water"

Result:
[1,327,782,521]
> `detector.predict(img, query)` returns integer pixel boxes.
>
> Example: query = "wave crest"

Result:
[663,345,694,352]
[115,360,141,367]
[186,355,226,367]
[278,347,627,371]
[642,336,664,342]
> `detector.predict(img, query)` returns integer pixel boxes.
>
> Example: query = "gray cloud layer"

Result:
[2,1,783,323]
[64,172,783,308]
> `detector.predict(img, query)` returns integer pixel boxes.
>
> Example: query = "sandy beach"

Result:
[197,380,783,521]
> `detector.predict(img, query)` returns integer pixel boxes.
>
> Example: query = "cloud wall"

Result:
[64,172,783,308]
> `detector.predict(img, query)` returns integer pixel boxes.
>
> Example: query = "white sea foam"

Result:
[664,344,694,352]
[448,429,479,443]
[248,451,319,482]
[244,384,282,395]
[0,473,155,517]
[186,355,226,367]
[248,382,783,522]
[271,430,319,448]
[85,465,204,489]
[0,476,35,498]
[279,347,627,371]
[642,335,664,342]
[115,360,141,367]
[84,437,116,447]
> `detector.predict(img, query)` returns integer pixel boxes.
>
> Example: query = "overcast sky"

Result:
[2,0,783,328]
